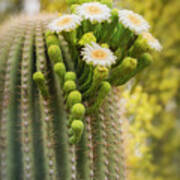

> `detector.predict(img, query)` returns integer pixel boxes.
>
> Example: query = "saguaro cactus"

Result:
[0,1,162,180]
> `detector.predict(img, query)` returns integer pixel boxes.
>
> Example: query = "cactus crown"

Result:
[0,1,161,180]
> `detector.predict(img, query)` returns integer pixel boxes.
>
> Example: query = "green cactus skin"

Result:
[0,6,156,178]
[0,20,26,180]
[21,22,35,180]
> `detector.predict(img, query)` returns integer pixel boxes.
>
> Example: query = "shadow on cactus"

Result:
[0,1,162,180]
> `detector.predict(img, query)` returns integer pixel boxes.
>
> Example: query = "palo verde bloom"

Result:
[48,14,82,33]
[142,32,162,51]
[118,10,150,34]
[81,42,117,67]
[76,2,111,23]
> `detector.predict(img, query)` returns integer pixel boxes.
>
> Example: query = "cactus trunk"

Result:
[0,1,161,178]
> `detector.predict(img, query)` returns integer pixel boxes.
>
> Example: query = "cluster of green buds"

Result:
[33,0,162,144]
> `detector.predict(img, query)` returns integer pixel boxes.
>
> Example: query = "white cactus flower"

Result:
[81,42,117,67]
[76,2,111,23]
[118,9,150,34]
[48,14,82,33]
[142,32,162,51]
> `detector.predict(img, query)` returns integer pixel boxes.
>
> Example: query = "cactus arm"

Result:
[0,23,25,179]
[20,22,36,180]
[35,22,57,180]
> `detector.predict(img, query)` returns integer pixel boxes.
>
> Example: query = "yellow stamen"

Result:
[128,14,141,25]
[86,6,102,15]
[92,49,108,60]
[57,17,72,26]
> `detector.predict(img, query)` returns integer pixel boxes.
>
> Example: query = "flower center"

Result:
[57,17,72,26]
[86,6,102,15]
[92,49,108,60]
[128,14,141,25]
[142,32,156,42]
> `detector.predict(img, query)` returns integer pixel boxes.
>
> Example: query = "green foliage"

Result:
[48,44,63,63]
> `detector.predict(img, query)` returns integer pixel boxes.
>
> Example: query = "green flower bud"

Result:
[139,53,153,67]
[121,57,137,71]
[67,90,82,107]
[69,120,84,144]
[78,32,96,46]
[71,120,84,135]
[64,72,77,81]
[46,35,59,48]
[33,72,45,85]
[101,43,109,48]
[109,57,137,85]
[94,66,109,80]
[48,45,62,63]
[111,8,119,17]
[33,72,49,98]
[100,81,111,94]
[129,36,149,58]
[71,103,86,119]
[63,80,76,94]
[54,62,66,78]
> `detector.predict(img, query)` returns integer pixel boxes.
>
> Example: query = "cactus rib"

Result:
[0,22,25,179]
[20,21,35,180]
[35,21,57,180]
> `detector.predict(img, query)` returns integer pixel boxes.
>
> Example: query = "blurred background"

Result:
[0,0,179,179]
